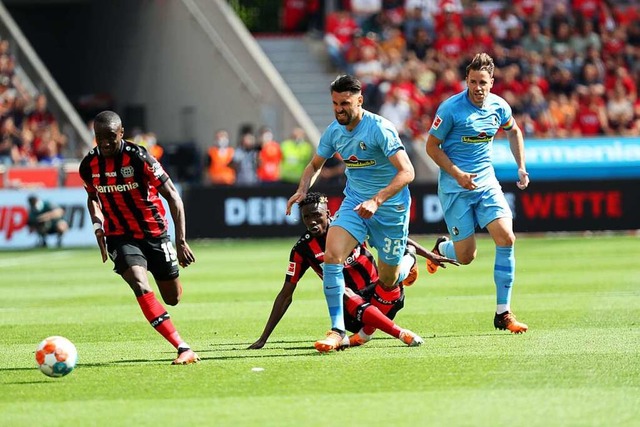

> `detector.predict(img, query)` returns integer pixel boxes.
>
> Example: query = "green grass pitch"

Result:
[1,234,639,426]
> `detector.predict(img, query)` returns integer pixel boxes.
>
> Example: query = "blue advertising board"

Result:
[492,137,640,181]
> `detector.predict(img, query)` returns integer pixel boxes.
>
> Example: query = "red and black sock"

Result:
[370,283,402,316]
[136,292,184,349]
[345,292,401,338]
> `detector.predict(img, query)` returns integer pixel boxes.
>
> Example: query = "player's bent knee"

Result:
[457,252,476,265]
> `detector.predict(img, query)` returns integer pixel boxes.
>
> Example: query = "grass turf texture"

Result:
[1,235,639,427]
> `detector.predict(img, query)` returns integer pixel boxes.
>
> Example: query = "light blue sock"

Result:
[440,240,458,261]
[495,246,515,308]
[323,263,345,332]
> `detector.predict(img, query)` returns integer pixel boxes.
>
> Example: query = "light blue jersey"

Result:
[429,90,514,194]
[317,110,409,206]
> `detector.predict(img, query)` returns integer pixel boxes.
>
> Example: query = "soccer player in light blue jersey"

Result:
[425,53,530,334]
[286,75,416,352]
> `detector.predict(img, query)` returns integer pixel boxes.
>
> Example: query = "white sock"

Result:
[496,304,510,314]
[358,329,373,341]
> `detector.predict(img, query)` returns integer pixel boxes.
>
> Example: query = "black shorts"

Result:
[106,235,179,281]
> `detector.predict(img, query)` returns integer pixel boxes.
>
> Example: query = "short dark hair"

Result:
[466,52,495,77]
[330,75,362,94]
[298,192,328,209]
[94,110,122,130]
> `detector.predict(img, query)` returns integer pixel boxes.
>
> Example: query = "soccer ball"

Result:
[35,336,78,378]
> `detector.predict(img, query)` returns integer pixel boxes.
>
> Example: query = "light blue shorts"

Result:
[331,196,410,266]
[439,185,512,242]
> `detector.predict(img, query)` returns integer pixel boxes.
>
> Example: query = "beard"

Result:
[335,111,351,125]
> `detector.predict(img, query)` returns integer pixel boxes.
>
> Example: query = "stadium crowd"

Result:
[317,0,640,143]
[0,38,66,167]
[205,0,639,187]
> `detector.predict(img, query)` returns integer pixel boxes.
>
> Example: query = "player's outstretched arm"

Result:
[248,282,296,349]
[159,178,195,268]
[408,237,459,269]
[286,154,326,215]
[505,122,529,190]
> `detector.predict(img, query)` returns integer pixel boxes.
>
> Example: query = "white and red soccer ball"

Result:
[35,336,78,378]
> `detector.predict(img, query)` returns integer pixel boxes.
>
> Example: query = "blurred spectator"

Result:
[572,0,604,27]
[403,3,435,43]
[549,66,578,97]
[280,127,313,185]
[281,0,310,33]
[488,5,521,44]
[27,194,68,248]
[606,82,635,134]
[512,0,543,25]
[350,0,383,27]
[33,126,64,165]
[379,88,412,138]
[570,18,601,57]
[0,116,21,166]
[27,93,67,163]
[433,0,464,34]
[433,21,465,65]
[353,44,384,110]
[206,129,236,185]
[233,128,259,186]
[406,27,433,61]
[462,1,489,29]
[548,93,578,137]
[256,126,282,184]
[132,128,163,161]
[26,93,55,133]
[464,23,495,57]
[404,0,438,28]
[551,22,573,58]
[432,68,463,105]
[576,62,605,97]
[522,85,555,137]
[520,22,551,55]
[548,3,573,39]
[324,11,359,71]
[572,89,611,136]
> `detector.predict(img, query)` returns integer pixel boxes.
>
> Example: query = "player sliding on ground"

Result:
[249,193,458,352]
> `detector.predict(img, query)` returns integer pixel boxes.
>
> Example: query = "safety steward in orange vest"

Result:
[207,130,236,185]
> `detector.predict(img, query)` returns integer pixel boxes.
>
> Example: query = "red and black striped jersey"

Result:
[285,227,379,292]
[79,140,169,239]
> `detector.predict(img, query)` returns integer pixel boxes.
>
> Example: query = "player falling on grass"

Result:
[425,53,530,333]
[287,75,416,353]
[249,192,457,351]
[79,110,200,365]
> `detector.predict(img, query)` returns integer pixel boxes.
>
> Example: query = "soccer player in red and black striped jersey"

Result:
[248,192,457,350]
[79,110,199,365]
